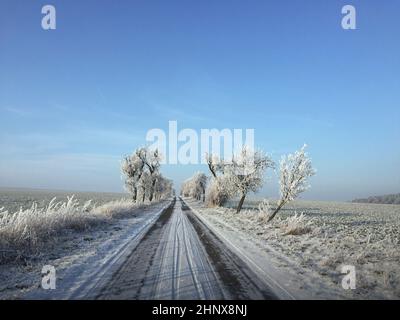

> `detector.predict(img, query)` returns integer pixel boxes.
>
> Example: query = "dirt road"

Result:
[96,198,277,300]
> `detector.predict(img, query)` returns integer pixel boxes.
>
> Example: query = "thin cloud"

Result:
[150,103,210,122]
[2,106,31,117]
[0,128,145,158]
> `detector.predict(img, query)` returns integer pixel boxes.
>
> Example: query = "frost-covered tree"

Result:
[180,178,191,197]
[122,147,166,202]
[267,144,316,222]
[138,171,152,202]
[154,175,173,200]
[225,147,274,213]
[204,147,273,211]
[140,148,162,202]
[196,172,208,201]
[205,154,225,178]
[205,154,232,207]
[205,176,231,207]
[121,148,146,201]
[181,172,208,201]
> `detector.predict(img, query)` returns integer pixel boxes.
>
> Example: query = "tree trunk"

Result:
[236,194,246,213]
[149,178,157,202]
[267,201,284,222]
[133,187,138,202]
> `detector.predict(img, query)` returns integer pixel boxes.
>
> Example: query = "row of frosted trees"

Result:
[181,172,208,201]
[121,147,173,202]
[181,145,315,221]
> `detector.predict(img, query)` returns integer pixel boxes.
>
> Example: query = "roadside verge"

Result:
[184,199,346,299]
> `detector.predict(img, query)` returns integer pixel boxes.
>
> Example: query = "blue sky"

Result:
[0,0,399,200]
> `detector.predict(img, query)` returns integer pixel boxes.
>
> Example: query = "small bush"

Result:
[257,199,272,223]
[205,179,227,207]
[280,212,312,236]
[93,198,142,218]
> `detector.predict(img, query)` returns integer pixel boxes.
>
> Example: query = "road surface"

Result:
[96,197,277,300]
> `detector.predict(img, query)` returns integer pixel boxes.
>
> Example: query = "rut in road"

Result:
[96,198,277,300]
[97,198,223,299]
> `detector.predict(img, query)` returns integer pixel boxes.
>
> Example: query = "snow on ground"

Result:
[0,200,169,299]
[186,198,400,299]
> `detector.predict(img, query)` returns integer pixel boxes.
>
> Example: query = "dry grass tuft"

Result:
[280,212,312,235]
[93,198,143,218]
[257,199,272,223]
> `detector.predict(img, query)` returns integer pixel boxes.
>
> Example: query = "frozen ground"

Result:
[186,199,400,299]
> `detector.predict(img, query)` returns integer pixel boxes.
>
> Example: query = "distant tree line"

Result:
[352,193,400,205]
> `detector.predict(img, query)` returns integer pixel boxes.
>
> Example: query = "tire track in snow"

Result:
[96,197,277,300]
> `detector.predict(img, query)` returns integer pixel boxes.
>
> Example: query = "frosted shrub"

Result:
[205,177,231,207]
[0,194,166,262]
[257,199,272,223]
[0,196,103,261]
[204,154,232,207]
[280,212,312,236]
[93,198,142,218]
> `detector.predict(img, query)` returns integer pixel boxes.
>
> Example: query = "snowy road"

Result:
[96,197,277,300]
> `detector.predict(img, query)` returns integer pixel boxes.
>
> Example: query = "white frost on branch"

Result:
[204,146,274,211]
[267,144,316,221]
[203,144,315,218]
[280,144,315,202]
[121,146,172,202]
[257,199,272,222]
[225,146,274,213]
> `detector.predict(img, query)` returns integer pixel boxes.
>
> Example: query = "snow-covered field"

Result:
[186,199,400,299]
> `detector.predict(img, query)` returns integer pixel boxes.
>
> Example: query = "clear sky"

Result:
[1,0,399,201]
